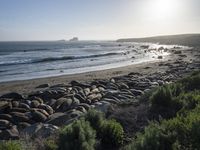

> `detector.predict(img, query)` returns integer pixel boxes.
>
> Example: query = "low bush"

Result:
[133,123,174,150]
[176,91,200,112]
[180,72,200,91]
[85,109,105,132]
[0,141,22,150]
[124,105,200,150]
[100,119,124,148]
[150,85,181,119]
[58,119,96,150]
[44,138,58,150]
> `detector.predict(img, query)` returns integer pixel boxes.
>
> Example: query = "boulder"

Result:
[18,122,31,129]
[69,110,83,118]
[10,112,30,124]
[74,93,86,103]
[31,111,47,122]
[0,119,11,129]
[54,98,73,111]
[130,89,144,96]
[0,126,19,140]
[22,123,58,138]
[19,103,30,109]
[78,103,90,111]
[94,101,111,113]
[0,114,12,122]
[36,83,49,88]
[71,80,90,88]
[0,92,24,100]
[0,101,12,113]
[31,100,40,108]
[46,113,71,126]
[38,104,54,115]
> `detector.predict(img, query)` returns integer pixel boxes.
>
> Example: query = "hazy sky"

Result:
[0,0,200,41]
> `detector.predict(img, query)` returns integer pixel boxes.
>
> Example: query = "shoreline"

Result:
[0,46,198,96]
[0,59,163,95]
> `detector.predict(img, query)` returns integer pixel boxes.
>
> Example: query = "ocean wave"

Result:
[0,52,120,66]
[33,52,119,63]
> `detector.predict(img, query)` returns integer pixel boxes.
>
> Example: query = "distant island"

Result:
[69,37,79,42]
[117,34,200,46]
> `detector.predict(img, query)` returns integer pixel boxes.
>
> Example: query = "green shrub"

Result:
[150,85,181,118]
[150,85,172,108]
[58,119,96,150]
[0,141,22,150]
[100,119,124,148]
[85,109,105,131]
[180,73,200,91]
[176,91,200,112]
[169,83,184,97]
[44,138,58,150]
[132,123,174,150]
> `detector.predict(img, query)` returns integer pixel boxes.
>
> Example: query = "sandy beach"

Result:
[0,46,198,95]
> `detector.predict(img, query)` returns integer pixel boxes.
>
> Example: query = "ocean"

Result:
[0,41,178,83]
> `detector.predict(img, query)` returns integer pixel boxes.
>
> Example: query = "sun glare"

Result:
[149,0,178,19]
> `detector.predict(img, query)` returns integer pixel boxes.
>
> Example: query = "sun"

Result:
[149,0,177,19]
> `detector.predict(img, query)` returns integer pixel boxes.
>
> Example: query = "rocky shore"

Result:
[0,46,199,140]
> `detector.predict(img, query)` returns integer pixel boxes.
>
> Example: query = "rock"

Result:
[83,88,90,96]
[174,50,182,54]
[30,97,44,104]
[46,113,71,126]
[0,114,12,122]
[0,126,19,140]
[76,106,87,113]
[0,119,11,129]
[19,103,30,109]
[118,83,129,89]
[91,88,99,93]
[31,100,40,108]
[36,83,49,88]
[72,98,80,106]
[158,47,164,50]
[130,89,144,96]
[94,101,111,113]
[0,92,24,100]
[140,45,149,49]
[78,103,90,111]
[71,80,90,88]
[32,108,49,117]
[179,54,187,57]
[157,80,165,86]
[87,94,100,101]
[10,112,30,124]
[69,110,83,118]
[46,99,57,107]
[18,122,31,129]
[53,98,72,111]
[38,104,54,115]
[31,111,47,122]
[12,101,19,107]
[74,94,86,103]
[0,101,12,113]
[22,123,58,138]
[9,108,28,113]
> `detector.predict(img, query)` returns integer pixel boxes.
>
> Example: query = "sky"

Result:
[0,0,200,41]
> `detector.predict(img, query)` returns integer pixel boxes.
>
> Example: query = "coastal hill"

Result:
[117,34,200,46]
